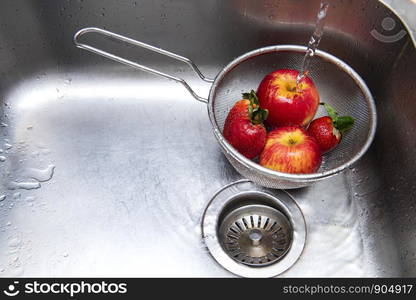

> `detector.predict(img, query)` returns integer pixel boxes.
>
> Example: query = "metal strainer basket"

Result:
[74,28,376,189]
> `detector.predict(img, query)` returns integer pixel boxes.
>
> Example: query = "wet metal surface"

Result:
[0,0,415,276]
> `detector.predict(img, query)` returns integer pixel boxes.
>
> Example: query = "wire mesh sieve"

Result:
[208,46,376,188]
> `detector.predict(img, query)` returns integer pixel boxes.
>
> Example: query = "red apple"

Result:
[257,69,319,127]
[259,126,322,174]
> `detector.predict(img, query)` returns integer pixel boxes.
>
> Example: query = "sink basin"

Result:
[0,0,415,277]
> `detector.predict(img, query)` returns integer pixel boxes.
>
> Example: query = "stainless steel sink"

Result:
[0,0,415,277]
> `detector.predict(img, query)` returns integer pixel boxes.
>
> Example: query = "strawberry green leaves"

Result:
[333,116,354,132]
[320,102,354,133]
[243,90,268,125]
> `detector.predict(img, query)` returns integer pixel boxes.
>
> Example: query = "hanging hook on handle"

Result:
[73,27,213,103]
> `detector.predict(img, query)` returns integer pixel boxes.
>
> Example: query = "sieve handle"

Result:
[73,27,213,103]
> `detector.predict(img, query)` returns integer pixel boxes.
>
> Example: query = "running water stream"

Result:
[296,2,330,85]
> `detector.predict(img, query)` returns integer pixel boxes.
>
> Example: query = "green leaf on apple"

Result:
[320,102,354,133]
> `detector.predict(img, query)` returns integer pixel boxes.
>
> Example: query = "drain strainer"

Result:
[202,180,306,277]
[219,204,292,266]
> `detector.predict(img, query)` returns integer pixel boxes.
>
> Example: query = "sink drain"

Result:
[219,204,292,266]
[202,180,306,277]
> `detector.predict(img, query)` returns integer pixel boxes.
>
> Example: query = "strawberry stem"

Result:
[242,90,260,109]
[252,109,268,125]
[320,102,354,133]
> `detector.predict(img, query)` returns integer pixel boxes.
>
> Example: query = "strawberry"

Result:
[308,103,354,153]
[223,90,268,159]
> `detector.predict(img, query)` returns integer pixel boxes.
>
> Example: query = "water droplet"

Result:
[56,88,64,99]
[11,255,19,262]
[8,238,21,248]
[25,165,55,182]
[12,267,24,276]
[12,193,20,199]
[0,195,6,202]
[0,123,7,127]
[0,156,6,162]
[8,181,41,190]
[62,252,69,257]
[25,196,35,202]
[4,143,12,150]
[40,148,51,155]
